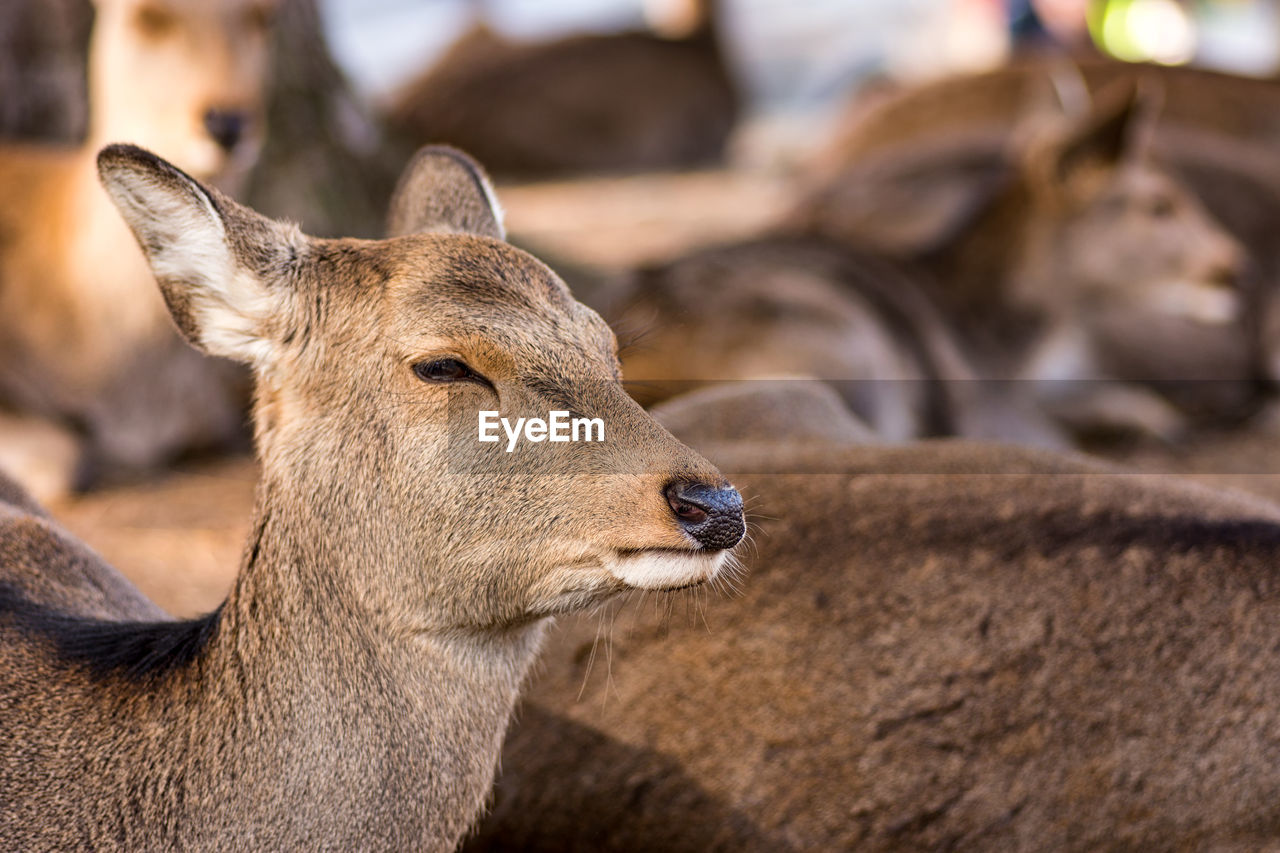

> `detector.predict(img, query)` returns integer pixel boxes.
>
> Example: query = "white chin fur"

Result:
[607,550,726,590]
[1151,281,1239,326]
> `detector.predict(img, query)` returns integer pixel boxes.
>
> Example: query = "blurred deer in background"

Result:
[0,0,279,500]
[601,232,1067,448]
[388,0,739,177]
[597,84,1224,449]
[794,80,1257,443]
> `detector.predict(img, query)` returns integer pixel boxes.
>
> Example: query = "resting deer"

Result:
[466,422,1280,851]
[603,233,1065,447]
[794,82,1257,440]
[0,0,279,499]
[0,143,744,849]
[387,0,737,177]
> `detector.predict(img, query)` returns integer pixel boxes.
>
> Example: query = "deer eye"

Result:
[245,3,276,32]
[1149,196,1176,218]
[134,4,176,38]
[413,358,484,384]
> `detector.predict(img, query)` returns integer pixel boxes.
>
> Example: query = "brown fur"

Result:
[387,2,737,178]
[820,55,1280,167]
[0,144,742,848]
[466,438,1280,851]
[0,0,280,497]
[604,232,1067,446]
[649,381,879,446]
[606,235,955,436]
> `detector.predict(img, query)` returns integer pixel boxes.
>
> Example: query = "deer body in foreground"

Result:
[0,0,279,498]
[0,144,744,849]
[466,436,1280,851]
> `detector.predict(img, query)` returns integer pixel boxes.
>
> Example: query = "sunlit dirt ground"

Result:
[49,456,256,618]
[498,169,794,270]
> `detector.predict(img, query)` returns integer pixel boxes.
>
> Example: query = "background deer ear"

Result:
[1021,78,1163,203]
[386,146,505,240]
[97,143,306,368]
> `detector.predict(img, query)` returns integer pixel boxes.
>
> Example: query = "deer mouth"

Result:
[606,548,727,591]
[1147,279,1240,326]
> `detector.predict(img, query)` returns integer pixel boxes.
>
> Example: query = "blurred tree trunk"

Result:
[246,0,407,238]
[0,0,402,238]
[0,0,91,143]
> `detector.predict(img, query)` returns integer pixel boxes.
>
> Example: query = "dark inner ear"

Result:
[1054,80,1158,182]
[385,146,504,240]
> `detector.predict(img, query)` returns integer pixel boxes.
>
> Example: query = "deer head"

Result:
[1015,80,1246,328]
[88,0,279,184]
[97,143,745,632]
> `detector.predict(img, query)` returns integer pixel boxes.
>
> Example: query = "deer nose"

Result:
[203,109,247,152]
[664,481,745,551]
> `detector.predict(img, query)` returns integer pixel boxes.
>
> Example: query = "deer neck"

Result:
[184,476,549,845]
[84,6,142,154]
[923,176,1052,366]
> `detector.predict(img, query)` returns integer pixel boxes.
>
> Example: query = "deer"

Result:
[0,143,745,849]
[387,0,738,177]
[587,81,1257,451]
[601,232,1066,447]
[464,411,1280,850]
[0,0,279,500]
[806,58,1280,347]
[815,55,1280,174]
[791,80,1260,442]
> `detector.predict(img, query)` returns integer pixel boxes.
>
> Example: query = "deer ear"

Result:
[1022,78,1163,201]
[386,146,505,240]
[97,143,306,368]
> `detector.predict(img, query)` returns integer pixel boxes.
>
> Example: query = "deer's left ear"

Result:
[98,143,309,369]
[385,146,505,240]
[1022,78,1164,202]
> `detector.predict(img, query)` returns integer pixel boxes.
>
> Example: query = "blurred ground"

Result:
[498,169,793,269]
[49,456,257,618]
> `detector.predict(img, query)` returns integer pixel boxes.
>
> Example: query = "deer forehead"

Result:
[93,0,278,52]
[1103,165,1177,199]
[1071,163,1182,214]
[379,236,618,367]
[100,0,278,18]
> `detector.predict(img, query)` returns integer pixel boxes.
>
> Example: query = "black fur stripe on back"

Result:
[0,583,220,683]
